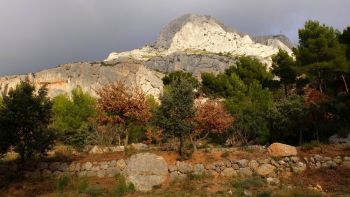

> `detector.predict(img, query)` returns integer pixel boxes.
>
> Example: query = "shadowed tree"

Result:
[0,80,54,169]
[295,20,348,94]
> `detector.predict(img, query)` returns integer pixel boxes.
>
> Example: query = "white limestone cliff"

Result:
[106,14,293,66]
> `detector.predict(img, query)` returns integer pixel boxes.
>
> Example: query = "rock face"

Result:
[267,143,298,157]
[0,61,164,98]
[253,35,295,53]
[123,153,168,192]
[145,52,238,78]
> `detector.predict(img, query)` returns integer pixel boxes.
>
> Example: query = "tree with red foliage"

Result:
[192,100,234,150]
[96,81,152,147]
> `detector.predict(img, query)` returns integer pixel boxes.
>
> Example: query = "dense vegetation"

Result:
[0,20,349,161]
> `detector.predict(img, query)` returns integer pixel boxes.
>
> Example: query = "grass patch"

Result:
[83,186,105,197]
[273,187,323,197]
[231,176,265,196]
[188,173,207,181]
[232,176,265,189]
[301,140,322,150]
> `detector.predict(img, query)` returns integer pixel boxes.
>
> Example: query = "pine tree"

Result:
[272,49,297,96]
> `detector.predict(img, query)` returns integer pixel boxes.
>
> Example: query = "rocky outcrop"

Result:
[106,14,293,67]
[0,61,164,98]
[145,52,238,78]
[123,153,168,192]
[267,143,298,157]
[253,35,295,50]
[329,134,350,144]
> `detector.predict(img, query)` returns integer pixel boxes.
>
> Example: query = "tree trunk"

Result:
[118,135,121,146]
[124,129,129,147]
[299,130,303,146]
[179,135,184,158]
[341,74,349,93]
[189,134,197,151]
[318,71,323,94]
[284,84,288,97]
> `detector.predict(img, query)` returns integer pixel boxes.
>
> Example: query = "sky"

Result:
[0,0,349,76]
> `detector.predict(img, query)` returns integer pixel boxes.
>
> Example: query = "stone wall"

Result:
[2,154,348,181]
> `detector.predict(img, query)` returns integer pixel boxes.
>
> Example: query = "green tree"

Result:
[0,80,54,168]
[51,87,96,150]
[295,20,348,94]
[272,49,297,96]
[225,81,274,144]
[162,70,199,88]
[52,87,96,132]
[226,56,273,86]
[339,26,350,59]
[155,75,196,159]
[267,95,308,145]
[338,26,350,92]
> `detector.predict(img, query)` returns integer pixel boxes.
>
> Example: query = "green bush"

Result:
[83,186,104,197]
[113,173,135,196]
[51,87,96,149]
[128,124,147,144]
[55,175,70,196]
[232,176,265,189]
[76,177,104,197]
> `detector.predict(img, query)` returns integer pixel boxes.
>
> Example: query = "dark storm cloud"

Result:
[0,0,349,76]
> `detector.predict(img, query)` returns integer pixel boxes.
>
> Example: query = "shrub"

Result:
[55,175,70,196]
[83,186,104,197]
[113,173,135,196]
[75,177,104,197]
[232,176,265,196]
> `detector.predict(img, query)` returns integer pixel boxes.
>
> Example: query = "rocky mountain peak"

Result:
[155,14,243,49]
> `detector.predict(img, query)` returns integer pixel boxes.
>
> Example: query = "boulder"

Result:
[248,160,259,171]
[176,161,193,174]
[193,164,205,174]
[267,143,297,157]
[89,145,104,154]
[130,143,149,151]
[256,164,275,177]
[221,168,237,177]
[239,168,253,177]
[109,146,125,152]
[116,159,127,170]
[123,153,168,192]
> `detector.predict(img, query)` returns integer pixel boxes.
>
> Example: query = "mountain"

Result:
[0,14,293,98]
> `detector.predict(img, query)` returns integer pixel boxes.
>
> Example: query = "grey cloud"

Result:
[0,0,349,76]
